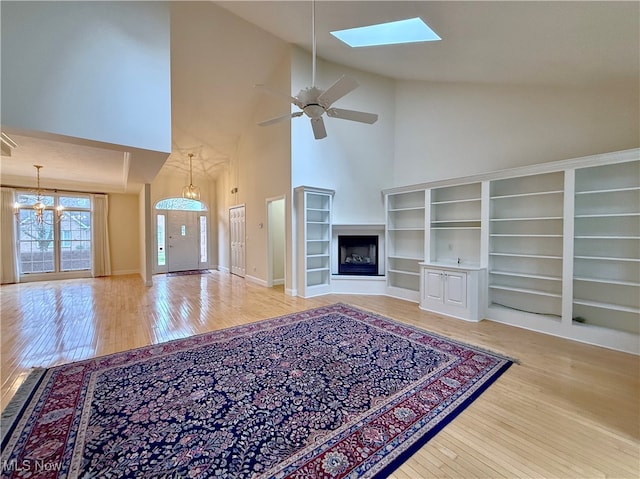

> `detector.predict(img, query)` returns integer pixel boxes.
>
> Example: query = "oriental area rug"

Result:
[1,304,513,478]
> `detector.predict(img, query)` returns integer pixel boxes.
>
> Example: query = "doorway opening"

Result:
[267,197,286,288]
[155,197,208,274]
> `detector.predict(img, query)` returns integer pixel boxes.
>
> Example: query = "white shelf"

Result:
[489,285,562,298]
[576,186,640,195]
[388,254,423,261]
[389,206,425,212]
[431,226,481,230]
[490,252,562,260]
[491,270,562,281]
[573,299,640,314]
[432,198,480,205]
[575,235,640,240]
[574,255,640,263]
[490,216,563,222]
[575,213,639,218]
[491,234,562,238]
[388,269,420,277]
[388,227,424,231]
[491,189,563,200]
[574,277,640,287]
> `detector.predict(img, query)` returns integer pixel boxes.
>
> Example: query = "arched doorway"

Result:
[154,197,208,274]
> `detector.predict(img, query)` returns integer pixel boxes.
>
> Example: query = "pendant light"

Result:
[181,153,201,200]
[14,165,64,224]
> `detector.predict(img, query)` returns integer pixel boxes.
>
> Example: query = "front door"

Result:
[167,210,199,272]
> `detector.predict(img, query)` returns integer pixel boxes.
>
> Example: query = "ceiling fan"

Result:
[255,1,378,140]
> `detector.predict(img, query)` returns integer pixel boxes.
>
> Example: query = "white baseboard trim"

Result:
[245,274,268,287]
[112,269,139,276]
[217,265,230,273]
[285,287,297,297]
[272,278,285,286]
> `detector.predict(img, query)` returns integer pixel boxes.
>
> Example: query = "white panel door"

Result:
[230,205,246,277]
[424,269,444,302]
[167,210,199,272]
[444,271,467,308]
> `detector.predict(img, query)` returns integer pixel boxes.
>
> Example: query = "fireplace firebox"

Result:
[338,235,379,275]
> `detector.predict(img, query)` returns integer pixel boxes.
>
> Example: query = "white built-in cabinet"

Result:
[382,149,639,354]
[295,186,334,298]
[420,264,484,321]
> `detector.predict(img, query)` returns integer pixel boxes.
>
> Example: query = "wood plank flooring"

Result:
[1,272,638,478]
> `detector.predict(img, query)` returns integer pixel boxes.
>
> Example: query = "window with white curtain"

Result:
[15,192,92,275]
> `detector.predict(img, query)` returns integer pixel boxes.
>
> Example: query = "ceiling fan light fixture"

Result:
[331,17,441,48]
[256,0,379,139]
[303,104,326,119]
[182,153,201,201]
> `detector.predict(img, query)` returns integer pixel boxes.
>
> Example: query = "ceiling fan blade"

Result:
[317,75,359,107]
[254,84,304,109]
[326,108,378,124]
[310,117,327,140]
[258,111,303,127]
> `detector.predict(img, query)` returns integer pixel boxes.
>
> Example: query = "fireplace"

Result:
[338,235,379,275]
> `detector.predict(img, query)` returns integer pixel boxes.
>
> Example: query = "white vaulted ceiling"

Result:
[2,1,638,192]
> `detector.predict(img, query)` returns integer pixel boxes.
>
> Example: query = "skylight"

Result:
[330,17,441,48]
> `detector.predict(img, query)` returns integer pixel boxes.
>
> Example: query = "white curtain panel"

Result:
[92,194,111,277]
[0,187,18,284]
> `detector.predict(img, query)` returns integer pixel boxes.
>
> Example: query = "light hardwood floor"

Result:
[1,272,638,478]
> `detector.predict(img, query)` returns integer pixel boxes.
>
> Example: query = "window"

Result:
[200,215,207,263]
[16,192,92,275]
[157,214,166,266]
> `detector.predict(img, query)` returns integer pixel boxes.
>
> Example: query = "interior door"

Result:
[167,210,199,272]
[230,205,246,277]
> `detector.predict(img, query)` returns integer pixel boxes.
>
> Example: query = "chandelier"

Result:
[181,153,201,201]
[14,165,64,225]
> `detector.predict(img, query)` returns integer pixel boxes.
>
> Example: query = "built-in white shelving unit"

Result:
[573,161,640,335]
[295,186,334,298]
[379,149,639,353]
[488,172,565,319]
[430,182,482,266]
[385,190,425,301]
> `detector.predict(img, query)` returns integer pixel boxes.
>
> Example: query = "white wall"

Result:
[1,1,171,154]
[232,52,292,285]
[291,48,396,225]
[108,193,140,275]
[393,80,640,185]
